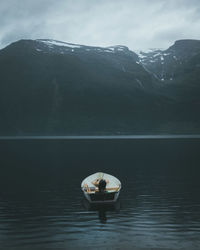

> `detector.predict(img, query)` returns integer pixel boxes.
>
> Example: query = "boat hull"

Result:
[83,191,120,204]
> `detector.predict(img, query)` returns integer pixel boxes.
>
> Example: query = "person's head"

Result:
[98,179,107,192]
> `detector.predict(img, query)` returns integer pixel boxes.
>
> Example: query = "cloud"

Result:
[0,0,200,50]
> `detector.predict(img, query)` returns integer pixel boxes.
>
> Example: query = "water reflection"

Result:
[82,198,120,223]
[0,139,200,249]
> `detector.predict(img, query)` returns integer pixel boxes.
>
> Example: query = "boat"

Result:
[81,172,121,204]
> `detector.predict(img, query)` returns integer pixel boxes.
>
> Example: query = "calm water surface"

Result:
[0,138,200,249]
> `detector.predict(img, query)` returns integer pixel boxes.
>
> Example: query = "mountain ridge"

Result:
[0,38,200,135]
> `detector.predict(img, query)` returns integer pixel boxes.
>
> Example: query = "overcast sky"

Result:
[0,0,200,51]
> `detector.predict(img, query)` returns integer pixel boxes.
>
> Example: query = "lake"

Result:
[0,137,200,249]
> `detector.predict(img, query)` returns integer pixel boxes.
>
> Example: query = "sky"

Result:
[0,0,200,51]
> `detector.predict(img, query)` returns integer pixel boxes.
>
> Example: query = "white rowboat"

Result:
[81,172,121,204]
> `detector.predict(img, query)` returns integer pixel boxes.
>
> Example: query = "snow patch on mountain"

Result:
[153,53,161,57]
[35,39,132,55]
[135,47,184,82]
[38,39,81,49]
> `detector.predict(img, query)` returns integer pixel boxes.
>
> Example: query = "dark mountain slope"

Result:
[0,39,170,135]
[136,39,200,133]
[138,39,200,84]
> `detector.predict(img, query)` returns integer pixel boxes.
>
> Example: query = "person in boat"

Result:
[92,178,109,193]
[92,178,109,186]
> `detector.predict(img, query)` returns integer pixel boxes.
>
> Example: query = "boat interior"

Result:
[82,172,121,194]
[83,184,120,194]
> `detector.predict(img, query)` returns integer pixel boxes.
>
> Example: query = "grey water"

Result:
[0,138,200,249]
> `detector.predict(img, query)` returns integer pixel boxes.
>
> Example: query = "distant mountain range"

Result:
[0,39,200,135]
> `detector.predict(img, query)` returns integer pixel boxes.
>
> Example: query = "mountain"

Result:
[0,39,199,135]
[138,39,200,83]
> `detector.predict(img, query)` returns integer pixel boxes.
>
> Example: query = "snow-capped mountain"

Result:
[0,38,199,135]
[35,39,132,55]
[137,40,200,83]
